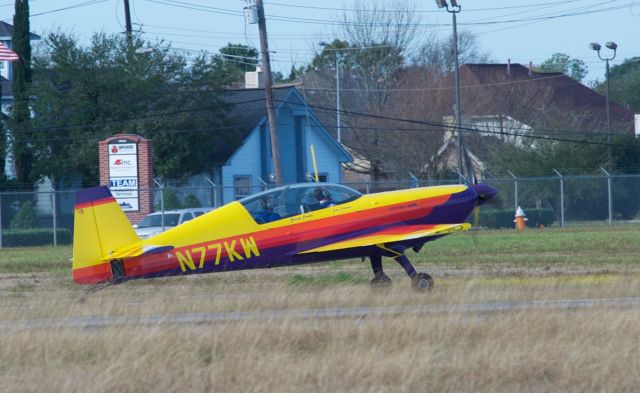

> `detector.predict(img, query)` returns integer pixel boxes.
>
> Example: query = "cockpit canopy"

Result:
[239,183,362,224]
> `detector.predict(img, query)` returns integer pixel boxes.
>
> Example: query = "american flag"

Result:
[0,42,19,62]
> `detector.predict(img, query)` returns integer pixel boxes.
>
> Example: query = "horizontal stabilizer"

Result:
[299,223,471,254]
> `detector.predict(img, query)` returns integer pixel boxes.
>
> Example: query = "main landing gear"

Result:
[369,245,434,293]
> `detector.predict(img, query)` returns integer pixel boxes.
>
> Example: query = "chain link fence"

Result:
[1,172,639,247]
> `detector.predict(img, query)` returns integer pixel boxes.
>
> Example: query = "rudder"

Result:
[72,186,139,284]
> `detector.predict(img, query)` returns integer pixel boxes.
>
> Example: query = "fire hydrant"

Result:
[514,206,528,231]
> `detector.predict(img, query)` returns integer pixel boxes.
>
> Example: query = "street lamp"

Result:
[590,41,617,167]
[318,41,342,143]
[436,0,464,182]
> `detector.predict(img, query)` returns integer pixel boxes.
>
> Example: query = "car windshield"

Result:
[137,213,180,228]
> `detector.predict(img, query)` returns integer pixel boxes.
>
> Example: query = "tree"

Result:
[600,57,640,113]
[29,32,239,185]
[539,53,587,82]
[10,200,37,229]
[216,43,258,83]
[302,1,425,181]
[413,30,491,72]
[10,0,33,187]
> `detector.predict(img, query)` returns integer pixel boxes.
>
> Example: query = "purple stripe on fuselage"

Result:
[417,187,478,225]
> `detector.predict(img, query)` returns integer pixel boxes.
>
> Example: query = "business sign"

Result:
[108,141,139,212]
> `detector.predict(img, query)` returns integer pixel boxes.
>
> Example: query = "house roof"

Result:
[222,85,295,136]
[0,21,41,41]
[221,85,350,165]
[458,63,635,133]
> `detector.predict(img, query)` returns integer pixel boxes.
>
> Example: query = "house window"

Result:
[234,175,252,199]
[307,173,328,182]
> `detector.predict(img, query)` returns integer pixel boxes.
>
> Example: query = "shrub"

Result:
[182,194,202,208]
[2,228,72,247]
[155,189,182,210]
[10,200,38,229]
[477,208,555,228]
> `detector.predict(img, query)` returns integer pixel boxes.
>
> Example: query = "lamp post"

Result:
[319,42,342,143]
[590,41,617,168]
[435,0,463,182]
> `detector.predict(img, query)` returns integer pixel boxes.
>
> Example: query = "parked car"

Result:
[134,208,212,239]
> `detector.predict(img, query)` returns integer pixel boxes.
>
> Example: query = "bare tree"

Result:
[413,30,491,72]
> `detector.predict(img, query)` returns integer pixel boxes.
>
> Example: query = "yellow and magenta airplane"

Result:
[72,182,497,291]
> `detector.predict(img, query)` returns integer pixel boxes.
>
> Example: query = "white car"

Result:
[134,208,212,239]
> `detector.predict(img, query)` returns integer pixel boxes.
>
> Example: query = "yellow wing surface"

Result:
[299,223,471,254]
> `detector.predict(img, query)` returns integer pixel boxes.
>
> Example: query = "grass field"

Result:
[1,227,639,392]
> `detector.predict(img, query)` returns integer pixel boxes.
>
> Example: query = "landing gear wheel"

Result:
[412,273,434,293]
[370,273,392,289]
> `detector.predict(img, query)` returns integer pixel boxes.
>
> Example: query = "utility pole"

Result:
[255,0,283,185]
[123,0,133,45]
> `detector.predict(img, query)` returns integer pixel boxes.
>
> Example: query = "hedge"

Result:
[477,208,555,229]
[1,228,72,247]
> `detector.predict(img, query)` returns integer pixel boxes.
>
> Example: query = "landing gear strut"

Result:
[369,244,434,293]
[369,254,392,288]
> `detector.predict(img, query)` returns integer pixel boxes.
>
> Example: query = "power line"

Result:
[144,0,634,28]
[279,99,637,148]
[263,0,588,13]
[301,73,569,93]
[1,0,109,22]
[9,93,636,150]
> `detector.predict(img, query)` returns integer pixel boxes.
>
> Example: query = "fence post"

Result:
[206,178,219,208]
[507,170,518,211]
[601,167,613,227]
[50,186,58,246]
[553,169,565,228]
[154,179,165,231]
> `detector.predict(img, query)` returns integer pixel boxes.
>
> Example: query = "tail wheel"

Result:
[412,272,434,293]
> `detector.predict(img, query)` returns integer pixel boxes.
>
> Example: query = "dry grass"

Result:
[1,304,639,392]
[1,227,640,392]
[1,273,640,392]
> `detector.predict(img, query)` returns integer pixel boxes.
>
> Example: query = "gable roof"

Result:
[0,21,40,41]
[221,85,350,164]
[222,85,295,136]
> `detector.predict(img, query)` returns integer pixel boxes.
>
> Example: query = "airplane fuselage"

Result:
[119,185,481,281]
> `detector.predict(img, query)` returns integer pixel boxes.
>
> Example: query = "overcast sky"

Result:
[2,0,639,84]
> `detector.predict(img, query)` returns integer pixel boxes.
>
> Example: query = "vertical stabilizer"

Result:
[72,186,139,284]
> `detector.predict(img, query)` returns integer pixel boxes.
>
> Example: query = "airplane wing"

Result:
[299,223,471,254]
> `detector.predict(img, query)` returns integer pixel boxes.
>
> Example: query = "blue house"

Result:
[216,85,352,204]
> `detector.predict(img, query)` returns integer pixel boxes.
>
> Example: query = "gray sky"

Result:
[3,0,639,84]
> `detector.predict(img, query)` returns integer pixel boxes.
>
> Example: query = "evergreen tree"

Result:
[11,0,32,187]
